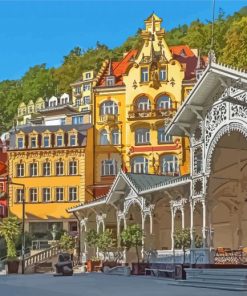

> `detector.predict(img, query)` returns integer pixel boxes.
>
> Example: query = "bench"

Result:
[145,268,174,278]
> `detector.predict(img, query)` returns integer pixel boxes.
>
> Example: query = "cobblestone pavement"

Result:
[0,273,245,296]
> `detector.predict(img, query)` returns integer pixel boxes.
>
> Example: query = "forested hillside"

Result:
[0,7,246,131]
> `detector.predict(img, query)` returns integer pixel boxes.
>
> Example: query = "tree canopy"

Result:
[0,7,246,132]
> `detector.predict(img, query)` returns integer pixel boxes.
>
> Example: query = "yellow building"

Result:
[91,13,205,193]
[8,124,93,238]
[70,70,96,124]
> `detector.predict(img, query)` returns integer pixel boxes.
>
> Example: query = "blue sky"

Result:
[0,0,245,81]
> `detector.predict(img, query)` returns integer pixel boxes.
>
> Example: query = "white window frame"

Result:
[156,96,172,109]
[131,157,148,174]
[159,68,167,81]
[111,129,120,145]
[100,101,118,115]
[56,187,64,202]
[101,160,117,176]
[30,163,38,177]
[136,97,151,111]
[43,188,51,202]
[161,155,179,175]
[16,164,24,177]
[83,96,90,105]
[141,67,149,82]
[70,135,77,146]
[69,187,77,201]
[100,130,109,145]
[106,76,115,86]
[30,188,38,202]
[16,189,24,203]
[56,135,63,147]
[83,83,90,91]
[30,137,37,148]
[135,128,150,145]
[158,128,173,143]
[17,138,24,149]
[69,161,77,175]
[56,161,64,176]
[43,136,50,148]
[43,162,51,176]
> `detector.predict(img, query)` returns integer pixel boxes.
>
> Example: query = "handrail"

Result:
[24,244,59,269]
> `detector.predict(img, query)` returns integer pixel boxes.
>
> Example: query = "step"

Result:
[188,274,247,281]
[169,281,247,291]
[185,278,247,287]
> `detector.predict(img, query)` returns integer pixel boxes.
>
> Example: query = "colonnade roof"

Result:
[166,61,247,137]
[67,170,191,213]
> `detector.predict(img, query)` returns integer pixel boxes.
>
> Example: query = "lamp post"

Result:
[9,180,25,274]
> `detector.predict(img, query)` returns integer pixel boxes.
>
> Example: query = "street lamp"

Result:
[8,179,26,274]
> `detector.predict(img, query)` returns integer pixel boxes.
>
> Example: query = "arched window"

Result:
[101,160,117,176]
[156,95,172,109]
[111,129,120,145]
[158,128,173,143]
[131,157,148,174]
[100,101,118,115]
[135,97,151,111]
[100,129,108,145]
[160,155,179,176]
[135,128,150,145]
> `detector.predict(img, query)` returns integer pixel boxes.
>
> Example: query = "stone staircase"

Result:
[170,268,247,291]
[24,244,59,273]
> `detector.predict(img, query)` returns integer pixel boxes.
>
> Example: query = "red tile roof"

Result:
[170,45,206,80]
[97,50,138,87]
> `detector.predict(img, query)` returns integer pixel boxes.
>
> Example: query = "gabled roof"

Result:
[166,62,247,137]
[96,50,137,87]
[67,170,191,213]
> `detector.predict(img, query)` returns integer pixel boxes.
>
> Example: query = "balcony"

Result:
[97,114,118,125]
[128,108,177,120]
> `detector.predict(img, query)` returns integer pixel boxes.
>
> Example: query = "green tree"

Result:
[174,228,191,264]
[59,232,75,252]
[120,224,143,265]
[0,216,20,259]
[97,229,115,260]
[221,16,247,69]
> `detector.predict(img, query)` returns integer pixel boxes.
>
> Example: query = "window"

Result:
[69,161,77,175]
[83,83,90,91]
[16,164,24,177]
[43,136,50,148]
[106,76,115,86]
[160,155,179,176]
[30,163,38,177]
[111,129,120,145]
[83,96,90,105]
[100,101,118,115]
[75,98,81,107]
[56,135,63,147]
[16,189,24,203]
[141,67,149,82]
[85,72,91,79]
[43,188,51,202]
[159,68,167,81]
[61,118,66,125]
[156,95,172,109]
[136,97,151,111]
[135,128,150,145]
[56,188,64,202]
[75,86,81,94]
[69,187,77,201]
[70,135,77,146]
[18,138,24,149]
[30,137,37,148]
[43,162,51,176]
[158,128,173,143]
[100,129,108,145]
[131,157,148,174]
[56,162,64,176]
[72,116,84,125]
[101,160,117,176]
[30,188,38,202]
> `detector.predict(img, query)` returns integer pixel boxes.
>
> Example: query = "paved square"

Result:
[0,273,245,296]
